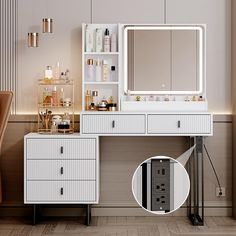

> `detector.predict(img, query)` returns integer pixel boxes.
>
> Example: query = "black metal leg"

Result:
[85,204,91,225]
[33,204,37,225]
[188,136,204,226]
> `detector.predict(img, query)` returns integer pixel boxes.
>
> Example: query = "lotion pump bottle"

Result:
[104,28,110,52]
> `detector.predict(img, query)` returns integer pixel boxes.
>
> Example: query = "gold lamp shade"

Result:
[43,18,53,33]
[28,32,39,47]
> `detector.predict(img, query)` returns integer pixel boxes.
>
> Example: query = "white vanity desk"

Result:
[24,23,212,226]
[80,110,213,226]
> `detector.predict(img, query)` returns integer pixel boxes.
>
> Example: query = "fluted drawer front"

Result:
[26,138,96,159]
[148,114,212,134]
[82,114,146,134]
[26,181,96,202]
[27,160,96,180]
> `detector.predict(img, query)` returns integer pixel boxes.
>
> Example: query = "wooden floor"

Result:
[0,216,236,236]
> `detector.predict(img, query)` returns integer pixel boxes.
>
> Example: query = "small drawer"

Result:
[26,138,96,159]
[27,160,96,180]
[82,114,146,134]
[147,114,212,134]
[26,180,96,202]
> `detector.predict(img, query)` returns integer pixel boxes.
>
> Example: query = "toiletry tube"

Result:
[95,59,102,82]
[104,28,110,52]
[85,25,94,52]
[111,33,117,52]
[102,60,109,81]
[87,59,94,81]
[95,28,103,52]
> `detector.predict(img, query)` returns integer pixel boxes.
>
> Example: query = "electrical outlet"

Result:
[216,187,225,197]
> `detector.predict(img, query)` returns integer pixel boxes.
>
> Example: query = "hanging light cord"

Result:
[203,144,222,196]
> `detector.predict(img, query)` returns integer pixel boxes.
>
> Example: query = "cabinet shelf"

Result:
[38,79,74,86]
[84,52,119,55]
[38,103,74,108]
[84,81,119,85]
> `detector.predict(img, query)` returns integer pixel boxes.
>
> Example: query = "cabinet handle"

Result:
[60,167,63,175]
[112,120,115,128]
[60,187,63,195]
[60,146,63,154]
[177,120,181,128]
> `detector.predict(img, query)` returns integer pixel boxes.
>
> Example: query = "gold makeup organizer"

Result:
[37,79,74,134]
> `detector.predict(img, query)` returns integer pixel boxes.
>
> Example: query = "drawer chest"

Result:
[24,133,99,224]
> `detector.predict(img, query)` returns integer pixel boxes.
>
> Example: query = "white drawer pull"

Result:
[112,120,115,128]
[177,120,181,128]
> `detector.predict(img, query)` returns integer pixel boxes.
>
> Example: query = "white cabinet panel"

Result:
[27,160,96,180]
[82,114,146,134]
[26,181,96,202]
[92,0,164,24]
[26,138,96,159]
[147,114,212,134]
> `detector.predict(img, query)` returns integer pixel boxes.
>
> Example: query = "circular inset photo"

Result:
[132,156,190,214]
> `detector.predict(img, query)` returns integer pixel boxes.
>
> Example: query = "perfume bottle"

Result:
[87,59,94,81]
[85,90,92,110]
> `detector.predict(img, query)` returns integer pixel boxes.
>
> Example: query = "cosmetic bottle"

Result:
[87,59,94,81]
[95,28,103,52]
[104,28,110,52]
[54,62,60,80]
[102,60,109,81]
[85,90,92,110]
[45,66,53,80]
[111,33,117,52]
[43,87,50,104]
[60,72,66,80]
[51,121,57,133]
[52,86,58,106]
[59,88,64,106]
[92,90,99,106]
[95,59,102,82]
[85,25,94,52]
[110,66,116,81]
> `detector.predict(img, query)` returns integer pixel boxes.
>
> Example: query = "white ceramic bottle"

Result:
[104,28,110,52]
[95,59,102,82]
[95,28,103,52]
[85,25,94,52]
[45,66,53,80]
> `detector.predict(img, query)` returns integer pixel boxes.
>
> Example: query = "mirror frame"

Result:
[123,25,205,95]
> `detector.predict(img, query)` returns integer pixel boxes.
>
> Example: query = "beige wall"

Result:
[231,0,236,218]
[17,0,231,113]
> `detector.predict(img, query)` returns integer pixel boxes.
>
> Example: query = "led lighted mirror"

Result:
[124,25,205,95]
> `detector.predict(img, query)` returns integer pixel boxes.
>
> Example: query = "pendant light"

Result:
[42,18,53,33]
[28,32,39,47]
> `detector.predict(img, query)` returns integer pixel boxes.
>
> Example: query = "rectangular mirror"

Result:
[124,25,205,95]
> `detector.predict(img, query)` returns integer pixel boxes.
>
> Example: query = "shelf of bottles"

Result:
[82,23,120,111]
[37,79,74,134]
